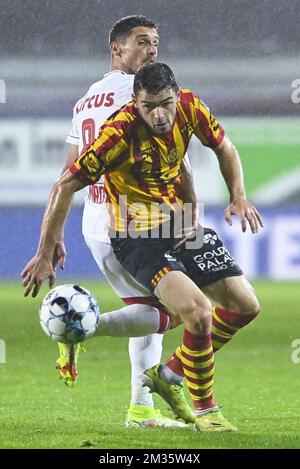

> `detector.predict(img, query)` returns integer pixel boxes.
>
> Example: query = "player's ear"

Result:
[132,93,137,106]
[110,42,122,57]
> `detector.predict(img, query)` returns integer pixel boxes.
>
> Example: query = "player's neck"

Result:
[110,58,132,75]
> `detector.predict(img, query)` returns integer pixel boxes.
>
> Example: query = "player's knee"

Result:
[196,307,212,329]
[251,296,260,316]
[176,295,211,319]
[244,283,260,316]
[224,289,260,317]
[157,309,181,332]
[169,314,183,329]
[240,294,260,316]
[180,297,212,333]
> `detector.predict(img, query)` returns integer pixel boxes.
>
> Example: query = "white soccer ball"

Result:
[39,284,100,344]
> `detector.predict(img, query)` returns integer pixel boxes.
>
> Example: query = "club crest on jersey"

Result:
[166,148,179,163]
[140,144,157,157]
[81,149,103,174]
[180,121,193,138]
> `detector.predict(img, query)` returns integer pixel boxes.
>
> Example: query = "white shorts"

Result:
[84,236,151,299]
[84,236,172,333]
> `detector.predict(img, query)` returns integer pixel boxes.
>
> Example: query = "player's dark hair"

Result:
[133,62,179,95]
[109,15,157,44]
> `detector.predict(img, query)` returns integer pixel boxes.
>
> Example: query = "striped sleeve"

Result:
[181,90,225,148]
[70,109,133,184]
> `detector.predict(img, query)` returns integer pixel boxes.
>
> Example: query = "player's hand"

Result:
[172,227,197,250]
[224,197,264,233]
[172,204,198,249]
[52,239,67,270]
[21,255,56,298]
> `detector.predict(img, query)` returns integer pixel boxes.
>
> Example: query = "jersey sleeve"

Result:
[183,152,191,171]
[65,101,80,145]
[185,91,225,148]
[70,109,133,184]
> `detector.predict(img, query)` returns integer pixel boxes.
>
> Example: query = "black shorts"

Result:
[173,227,243,289]
[110,234,187,292]
[110,227,243,293]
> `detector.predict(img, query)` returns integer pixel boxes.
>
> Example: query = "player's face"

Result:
[134,88,179,136]
[118,27,159,74]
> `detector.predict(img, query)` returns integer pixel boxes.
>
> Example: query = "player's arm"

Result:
[190,92,263,233]
[172,157,198,249]
[21,144,79,281]
[54,144,79,269]
[180,156,198,228]
[53,98,81,270]
[22,169,85,297]
[22,120,129,297]
[213,135,264,233]
[63,144,79,171]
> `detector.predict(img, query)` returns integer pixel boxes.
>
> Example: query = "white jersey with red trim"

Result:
[66,70,134,242]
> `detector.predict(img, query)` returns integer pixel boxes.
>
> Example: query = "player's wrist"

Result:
[230,192,246,203]
[37,244,56,261]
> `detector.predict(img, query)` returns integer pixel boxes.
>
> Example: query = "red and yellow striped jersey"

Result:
[70,89,224,232]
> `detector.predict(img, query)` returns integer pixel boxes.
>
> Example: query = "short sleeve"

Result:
[192,95,225,148]
[70,108,133,185]
[65,101,80,145]
[180,90,225,148]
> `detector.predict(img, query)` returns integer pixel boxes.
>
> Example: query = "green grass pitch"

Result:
[0,280,299,449]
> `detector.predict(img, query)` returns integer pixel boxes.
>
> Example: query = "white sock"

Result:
[94,304,160,337]
[159,363,185,384]
[129,334,164,406]
[195,405,218,416]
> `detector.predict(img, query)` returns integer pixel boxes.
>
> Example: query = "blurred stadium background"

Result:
[1,0,299,281]
[0,0,300,449]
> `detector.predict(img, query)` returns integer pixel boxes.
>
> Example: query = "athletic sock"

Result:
[96,304,160,337]
[129,334,163,406]
[165,307,258,378]
[159,358,184,384]
[163,346,185,380]
[211,307,258,351]
[181,330,216,411]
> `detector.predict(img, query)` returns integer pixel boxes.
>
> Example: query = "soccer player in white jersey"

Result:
[22,16,196,428]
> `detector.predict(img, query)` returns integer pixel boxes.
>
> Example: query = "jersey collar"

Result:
[103,70,126,77]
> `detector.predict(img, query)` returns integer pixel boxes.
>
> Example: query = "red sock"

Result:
[166,347,185,377]
[166,307,258,378]
[212,307,258,351]
[181,329,216,411]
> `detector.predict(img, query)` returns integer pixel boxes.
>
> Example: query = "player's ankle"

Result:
[195,404,218,416]
[159,363,184,385]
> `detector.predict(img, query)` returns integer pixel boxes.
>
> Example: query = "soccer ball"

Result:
[39,284,100,344]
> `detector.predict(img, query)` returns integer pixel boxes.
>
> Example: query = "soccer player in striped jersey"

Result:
[22,62,263,432]
[22,16,195,428]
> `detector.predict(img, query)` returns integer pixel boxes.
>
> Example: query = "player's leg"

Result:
[152,270,236,431]
[110,234,236,430]
[162,227,259,380]
[85,237,185,428]
[56,303,172,388]
[201,275,260,351]
[164,276,259,379]
[126,333,176,428]
[176,226,259,353]
[129,333,164,406]
[94,303,169,337]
